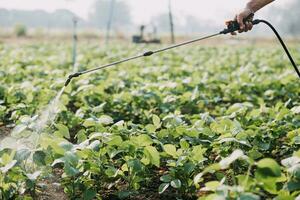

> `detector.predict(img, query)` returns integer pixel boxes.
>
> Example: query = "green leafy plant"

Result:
[0,43,299,199]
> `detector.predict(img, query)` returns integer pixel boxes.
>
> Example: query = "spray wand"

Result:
[64,14,300,87]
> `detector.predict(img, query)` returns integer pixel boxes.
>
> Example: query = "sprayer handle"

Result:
[221,13,255,34]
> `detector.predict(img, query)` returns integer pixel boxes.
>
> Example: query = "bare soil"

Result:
[0,125,11,141]
[37,169,68,200]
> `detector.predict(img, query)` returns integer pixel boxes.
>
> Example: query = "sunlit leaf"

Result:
[144,146,160,167]
[158,183,169,194]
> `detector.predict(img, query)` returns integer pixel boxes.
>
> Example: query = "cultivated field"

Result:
[0,42,300,199]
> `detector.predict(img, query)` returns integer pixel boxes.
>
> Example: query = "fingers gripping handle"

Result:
[221,13,256,34]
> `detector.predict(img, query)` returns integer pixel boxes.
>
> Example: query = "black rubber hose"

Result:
[253,19,300,79]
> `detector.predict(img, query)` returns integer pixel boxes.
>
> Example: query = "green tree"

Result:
[14,24,27,37]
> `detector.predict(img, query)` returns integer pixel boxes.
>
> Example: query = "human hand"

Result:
[227,8,254,35]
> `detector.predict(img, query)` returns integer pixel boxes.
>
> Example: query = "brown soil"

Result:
[0,126,11,141]
[37,169,68,200]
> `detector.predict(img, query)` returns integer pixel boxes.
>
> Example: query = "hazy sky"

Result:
[0,0,288,24]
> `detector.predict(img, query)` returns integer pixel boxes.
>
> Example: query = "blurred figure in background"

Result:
[231,0,274,34]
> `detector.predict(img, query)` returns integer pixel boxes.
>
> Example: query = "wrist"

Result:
[246,1,256,13]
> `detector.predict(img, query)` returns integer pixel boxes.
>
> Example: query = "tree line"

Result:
[0,0,299,35]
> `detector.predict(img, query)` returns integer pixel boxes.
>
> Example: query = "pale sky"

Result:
[0,0,288,24]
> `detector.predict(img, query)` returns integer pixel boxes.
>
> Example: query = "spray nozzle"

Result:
[64,72,82,86]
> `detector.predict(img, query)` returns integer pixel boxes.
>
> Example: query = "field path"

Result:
[0,126,10,141]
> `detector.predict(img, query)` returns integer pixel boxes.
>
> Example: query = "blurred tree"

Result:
[151,14,218,35]
[88,0,132,29]
[14,24,27,37]
[282,0,300,36]
[268,0,300,36]
[0,9,82,28]
[183,15,217,34]
[151,13,173,33]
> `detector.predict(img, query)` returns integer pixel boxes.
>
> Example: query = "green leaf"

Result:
[92,102,106,113]
[170,179,181,188]
[106,136,123,146]
[152,114,161,128]
[248,149,263,160]
[108,149,124,159]
[15,149,31,162]
[163,144,177,158]
[83,189,97,200]
[293,136,300,145]
[0,160,17,173]
[132,134,153,147]
[180,139,189,149]
[218,137,251,147]
[64,163,79,176]
[145,124,156,133]
[257,178,278,194]
[256,158,281,177]
[295,150,300,158]
[287,180,300,192]
[205,181,220,191]
[191,86,199,101]
[210,119,233,135]
[52,158,65,167]
[128,159,143,172]
[219,149,245,169]
[291,106,300,114]
[86,140,100,151]
[105,166,119,177]
[158,183,169,194]
[274,191,294,200]
[64,151,79,166]
[75,130,87,143]
[40,137,65,155]
[191,145,206,162]
[144,146,160,167]
[160,175,172,183]
[203,164,221,174]
[194,172,204,184]
[83,118,96,127]
[59,141,73,151]
[26,171,41,181]
[98,115,113,125]
[239,193,260,200]
[33,151,47,166]
[55,124,70,139]
[281,156,300,169]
